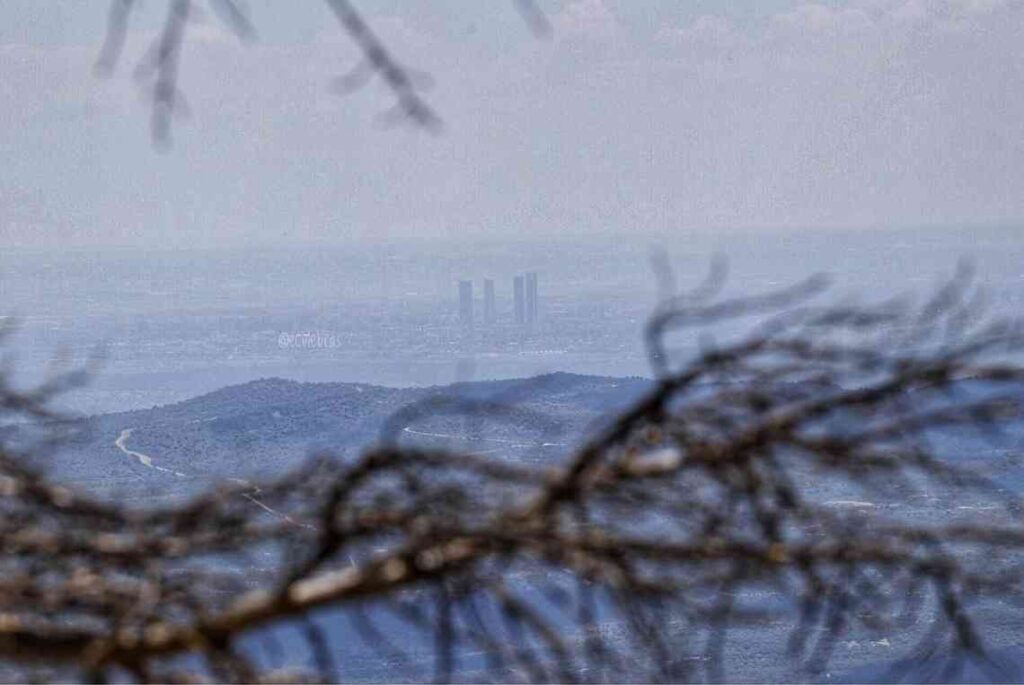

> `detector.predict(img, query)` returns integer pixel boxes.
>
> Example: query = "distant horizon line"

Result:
[3,220,1021,253]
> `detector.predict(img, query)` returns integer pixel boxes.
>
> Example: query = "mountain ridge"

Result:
[41,372,652,504]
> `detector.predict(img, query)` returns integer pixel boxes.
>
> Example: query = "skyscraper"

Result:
[458,280,473,325]
[525,271,539,324]
[483,279,496,325]
[513,275,525,325]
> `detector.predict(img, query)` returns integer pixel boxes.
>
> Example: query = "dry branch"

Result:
[3,268,1024,682]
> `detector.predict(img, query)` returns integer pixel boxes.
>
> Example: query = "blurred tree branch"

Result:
[3,267,1024,682]
[94,0,549,148]
[13,4,1022,681]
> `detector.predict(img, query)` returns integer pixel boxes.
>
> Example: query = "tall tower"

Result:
[525,271,539,324]
[483,279,496,325]
[513,276,525,325]
[458,280,473,325]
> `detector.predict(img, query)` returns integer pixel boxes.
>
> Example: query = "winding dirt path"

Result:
[114,428,307,526]
[114,428,186,478]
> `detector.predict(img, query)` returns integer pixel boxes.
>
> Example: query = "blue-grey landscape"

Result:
[3,1,1024,683]
[4,227,1024,415]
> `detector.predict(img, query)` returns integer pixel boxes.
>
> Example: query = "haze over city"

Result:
[3,2,1024,683]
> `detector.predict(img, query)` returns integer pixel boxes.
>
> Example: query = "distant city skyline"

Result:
[460,272,539,326]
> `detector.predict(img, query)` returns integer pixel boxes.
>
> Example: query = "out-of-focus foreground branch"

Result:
[4,267,1024,682]
[95,0,549,148]
[95,0,442,148]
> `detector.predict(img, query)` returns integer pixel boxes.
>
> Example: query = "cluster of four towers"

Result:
[458,272,539,326]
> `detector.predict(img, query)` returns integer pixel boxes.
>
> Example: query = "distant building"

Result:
[513,276,526,325]
[526,271,539,324]
[458,280,473,325]
[483,279,496,325]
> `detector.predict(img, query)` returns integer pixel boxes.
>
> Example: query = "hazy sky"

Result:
[1,0,1022,248]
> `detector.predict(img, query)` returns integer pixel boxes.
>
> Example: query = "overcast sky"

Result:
[1,0,1022,248]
